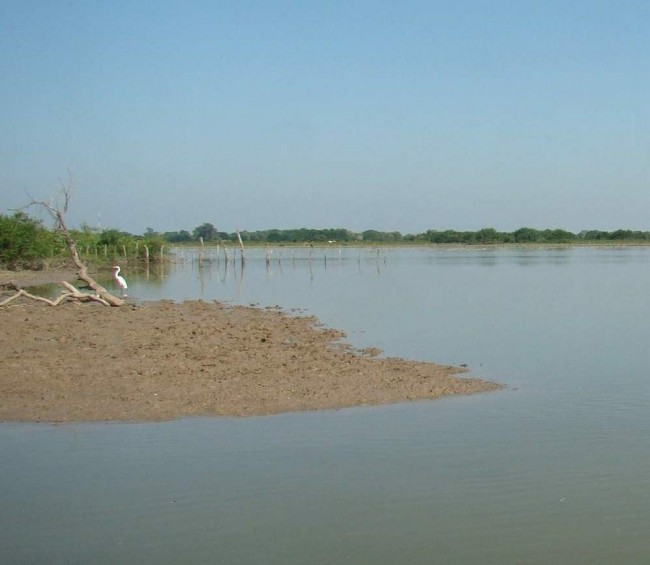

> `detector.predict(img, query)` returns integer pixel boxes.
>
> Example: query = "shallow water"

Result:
[3,246,650,564]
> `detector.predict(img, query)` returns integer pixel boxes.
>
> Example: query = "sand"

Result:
[0,271,502,422]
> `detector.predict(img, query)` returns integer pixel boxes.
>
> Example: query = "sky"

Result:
[1,1,649,235]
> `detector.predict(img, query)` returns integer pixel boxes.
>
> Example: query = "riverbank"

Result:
[0,276,501,422]
[0,268,79,288]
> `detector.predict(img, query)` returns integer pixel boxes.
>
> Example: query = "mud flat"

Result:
[0,273,501,422]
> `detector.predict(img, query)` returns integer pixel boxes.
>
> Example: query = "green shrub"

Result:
[0,212,62,269]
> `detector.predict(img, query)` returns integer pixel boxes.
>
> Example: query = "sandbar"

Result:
[0,272,502,422]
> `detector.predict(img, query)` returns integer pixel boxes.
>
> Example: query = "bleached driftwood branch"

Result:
[236,230,245,265]
[0,281,111,307]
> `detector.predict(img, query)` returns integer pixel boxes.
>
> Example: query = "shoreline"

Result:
[0,270,502,423]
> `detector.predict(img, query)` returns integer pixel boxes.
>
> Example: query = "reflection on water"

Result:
[109,260,168,287]
[23,261,172,300]
[5,245,650,564]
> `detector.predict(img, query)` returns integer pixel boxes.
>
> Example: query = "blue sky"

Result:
[1,1,649,234]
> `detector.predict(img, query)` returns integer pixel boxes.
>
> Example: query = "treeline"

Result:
[164,224,650,245]
[3,211,650,270]
[418,228,650,244]
[161,224,363,243]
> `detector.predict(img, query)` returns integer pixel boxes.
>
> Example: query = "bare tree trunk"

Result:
[236,230,245,266]
[266,244,272,266]
[24,179,124,306]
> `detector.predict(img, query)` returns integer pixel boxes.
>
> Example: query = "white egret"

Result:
[111,266,128,297]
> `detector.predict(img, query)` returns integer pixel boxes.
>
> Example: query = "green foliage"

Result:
[64,225,168,263]
[542,229,576,243]
[476,228,500,243]
[422,227,581,245]
[141,233,166,253]
[162,230,192,243]
[97,228,130,247]
[0,212,63,269]
[238,228,357,244]
[192,222,219,242]
[6,210,650,270]
[579,230,609,240]
[169,225,650,246]
[70,223,101,250]
[513,227,540,242]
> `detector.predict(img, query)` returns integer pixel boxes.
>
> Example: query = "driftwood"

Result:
[0,281,111,307]
[22,177,124,307]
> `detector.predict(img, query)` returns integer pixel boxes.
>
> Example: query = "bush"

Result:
[0,212,62,269]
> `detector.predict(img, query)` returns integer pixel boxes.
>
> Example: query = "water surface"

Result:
[3,246,650,564]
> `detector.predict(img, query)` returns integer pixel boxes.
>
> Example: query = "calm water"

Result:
[3,246,650,564]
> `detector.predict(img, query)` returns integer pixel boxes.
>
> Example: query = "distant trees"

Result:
[512,227,575,243]
[192,222,219,242]
[162,230,192,243]
[420,227,580,245]
[476,228,500,243]
[6,209,650,272]
[97,228,127,247]
[513,227,539,243]
[90,225,650,247]
[70,223,102,250]
[237,228,356,243]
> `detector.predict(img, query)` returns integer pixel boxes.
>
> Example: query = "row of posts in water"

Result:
[82,243,165,262]
[179,244,388,268]
[81,238,388,268]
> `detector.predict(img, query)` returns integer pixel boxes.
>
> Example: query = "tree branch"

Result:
[20,176,124,306]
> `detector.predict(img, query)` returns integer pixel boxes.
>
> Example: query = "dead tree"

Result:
[21,176,124,306]
[236,229,245,266]
[0,281,111,307]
